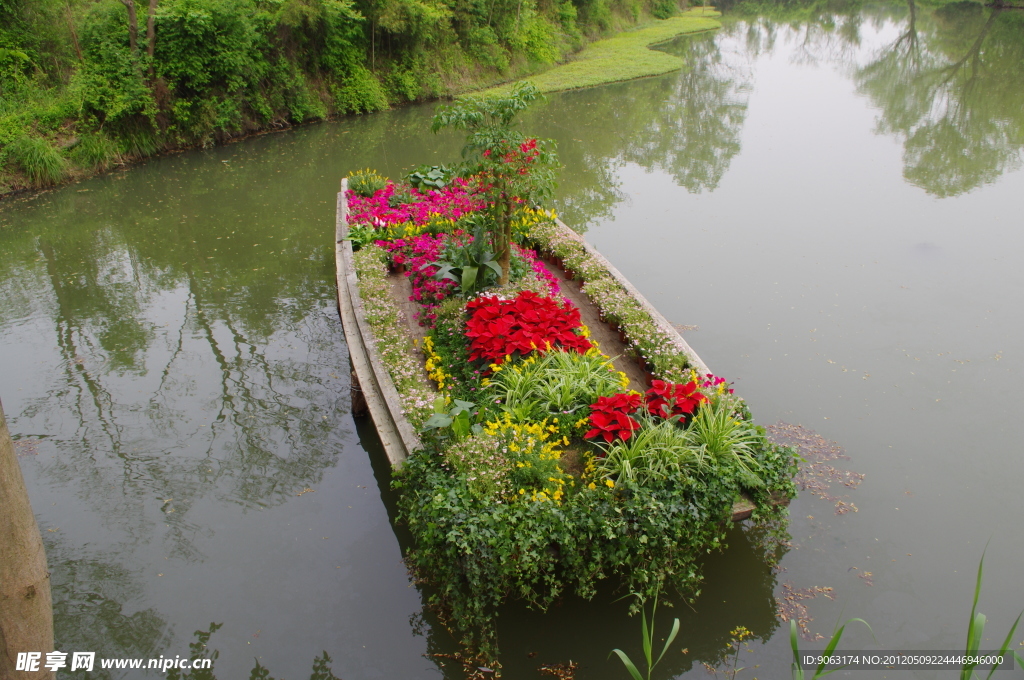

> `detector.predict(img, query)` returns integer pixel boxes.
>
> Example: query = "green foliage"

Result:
[154,0,267,135]
[685,398,766,489]
[395,450,751,656]
[790,617,871,680]
[343,221,378,249]
[432,219,503,295]
[406,163,454,190]
[478,10,722,96]
[423,397,482,440]
[166,622,222,680]
[347,168,387,196]
[788,548,1024,680]
[427,297,478,402]
[77,1,156,134]
[651,0,678,20]
[7,134,68,186]
[432,82,559,283]
[1,0,708,188]
[595,415,709,486]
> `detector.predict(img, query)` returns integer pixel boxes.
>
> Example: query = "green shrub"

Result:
[77,1,155,132]
[652,0,678,20]
[330,65,389,114]
[8,134,69,186]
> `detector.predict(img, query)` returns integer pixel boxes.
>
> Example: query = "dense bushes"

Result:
[0,0,684,191]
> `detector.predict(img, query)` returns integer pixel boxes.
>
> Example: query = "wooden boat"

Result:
[334,179,782,521]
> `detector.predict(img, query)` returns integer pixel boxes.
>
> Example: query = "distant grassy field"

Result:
[477,8,722,96]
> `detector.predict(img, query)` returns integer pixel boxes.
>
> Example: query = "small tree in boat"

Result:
[431,82,559,285]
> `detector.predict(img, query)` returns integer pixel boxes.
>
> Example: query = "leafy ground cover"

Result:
[342,88,796,661]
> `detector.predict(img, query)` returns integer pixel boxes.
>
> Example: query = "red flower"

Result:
[584,393,642,443]
[644,380,707,418]
[465,290,592,365]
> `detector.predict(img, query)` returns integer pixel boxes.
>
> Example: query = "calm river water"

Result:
[2,2,1022,678]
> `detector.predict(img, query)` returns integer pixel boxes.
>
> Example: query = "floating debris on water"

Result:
[776,583,836,641]
[768,422,863,515]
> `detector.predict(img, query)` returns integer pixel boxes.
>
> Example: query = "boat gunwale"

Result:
[336,178,421,466]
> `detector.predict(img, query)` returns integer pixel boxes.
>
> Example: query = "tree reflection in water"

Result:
[547,0,1024,208]
[724,0,1024,197]
[0,180,350,563]
[536,30,754,231]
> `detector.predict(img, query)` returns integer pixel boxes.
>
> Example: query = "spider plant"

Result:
[684,400,766,489]
[594,415,710,486]
[489,350,624,422]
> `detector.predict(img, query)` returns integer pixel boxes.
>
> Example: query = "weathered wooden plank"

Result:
[335,179,420,466]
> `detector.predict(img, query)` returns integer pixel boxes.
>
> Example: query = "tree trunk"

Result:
[147,0,158,59]
[65,1,83,62]
[498,197,512,285]
[121,0,138,54]
[0,400,55,680]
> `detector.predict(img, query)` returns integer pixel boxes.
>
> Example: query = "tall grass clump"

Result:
[8,135,69,187]
[71,132,120,171]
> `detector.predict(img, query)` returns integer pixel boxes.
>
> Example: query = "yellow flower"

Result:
[605,479,615,488]
[588,482,597,490]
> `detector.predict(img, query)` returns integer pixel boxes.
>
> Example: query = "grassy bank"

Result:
[479,8,721,95]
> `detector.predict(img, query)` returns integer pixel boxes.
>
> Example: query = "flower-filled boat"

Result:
[334,84,796,657]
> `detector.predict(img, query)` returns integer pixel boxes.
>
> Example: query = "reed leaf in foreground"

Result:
[960,548,1024,680]
[790,617,871,680]
[611,594,680,680]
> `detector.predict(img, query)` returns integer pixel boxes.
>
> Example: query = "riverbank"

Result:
[0,2,717,203]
